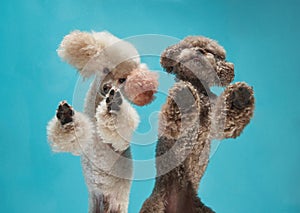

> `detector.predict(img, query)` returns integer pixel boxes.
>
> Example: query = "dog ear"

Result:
[57,30,103,78]
[57,30,140,78]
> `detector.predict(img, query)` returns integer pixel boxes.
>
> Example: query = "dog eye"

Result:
[118,78,126,84]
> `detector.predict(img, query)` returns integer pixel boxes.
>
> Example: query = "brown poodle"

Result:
[140,36,255,213]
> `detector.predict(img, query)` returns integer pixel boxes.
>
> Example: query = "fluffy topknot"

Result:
[57,31,104,78]
[57,30,140,78]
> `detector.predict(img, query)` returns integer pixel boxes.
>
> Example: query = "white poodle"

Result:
[47,31,158,213]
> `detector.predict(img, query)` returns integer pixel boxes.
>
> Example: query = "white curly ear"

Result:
[57,30,105,78]
[57,30,141,78]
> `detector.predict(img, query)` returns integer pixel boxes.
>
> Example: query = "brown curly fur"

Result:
[140,36,255,213]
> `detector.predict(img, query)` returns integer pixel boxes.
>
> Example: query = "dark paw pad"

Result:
[106,89,123,113]
[231,87,252,110]
[56,101,74,125]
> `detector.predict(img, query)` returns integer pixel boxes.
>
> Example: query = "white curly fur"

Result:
[96,94,139,152]
[47,30,143,213]
[57,31,140,78]
[47,111,94,156]
[47,93,139,212]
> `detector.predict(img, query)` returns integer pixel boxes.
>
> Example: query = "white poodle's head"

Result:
[57,30,158,106]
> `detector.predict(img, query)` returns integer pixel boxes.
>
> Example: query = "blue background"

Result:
[1,0,300,212]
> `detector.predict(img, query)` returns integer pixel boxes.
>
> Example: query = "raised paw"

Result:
[56,101,74,125]
[106,89,123,113]
[229,84,253,110]
[212,82,255,139]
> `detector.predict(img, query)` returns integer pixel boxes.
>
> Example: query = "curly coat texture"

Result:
[140,36,255,213]
[47,30,158,213]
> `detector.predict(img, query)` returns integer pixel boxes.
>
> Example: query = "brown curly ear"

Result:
[160,42,183,73]
[215,60,234,86]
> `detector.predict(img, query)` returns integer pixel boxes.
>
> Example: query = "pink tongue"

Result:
[132,91,154,106]
[124,67,159,106]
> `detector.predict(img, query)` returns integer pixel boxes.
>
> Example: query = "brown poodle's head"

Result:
[160,36,234,87]
[57,30,158,106]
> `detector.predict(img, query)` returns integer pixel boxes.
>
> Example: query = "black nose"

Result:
[102,83,112,95]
